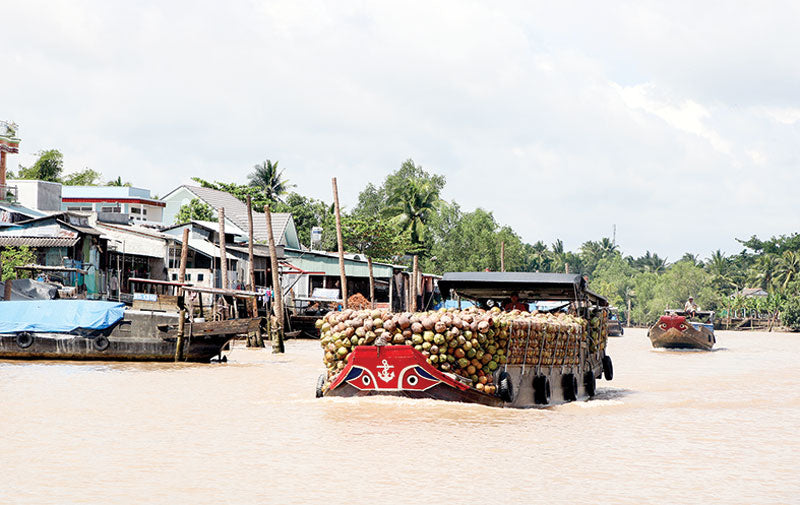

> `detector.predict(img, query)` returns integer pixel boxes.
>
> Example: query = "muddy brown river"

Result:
[2,328,798,504]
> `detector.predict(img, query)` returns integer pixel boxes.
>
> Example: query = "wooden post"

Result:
[368,256,375,309]
[175,228,190,362]
[264,205,285,353]
[4,278,12,301]
[388,270,394,311]
[564,262,570,274]
[218,208,228,290]
[246,196,262,347]
[626,296,631,327]
[501,241,505,272]
[332,177,347,308]
[411,255,419,312]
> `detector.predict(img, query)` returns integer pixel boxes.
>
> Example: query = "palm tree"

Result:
[748,254,778,291]
[775,250,800,292]
[383,179,438,249]
[635,251,667,273]
[598,237,618,257]
[106,176,131,187]
[248,159,295,202]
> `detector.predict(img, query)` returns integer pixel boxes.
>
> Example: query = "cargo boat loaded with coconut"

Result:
[315,272,614,407]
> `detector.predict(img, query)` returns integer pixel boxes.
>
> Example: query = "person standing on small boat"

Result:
[684,297,698,318]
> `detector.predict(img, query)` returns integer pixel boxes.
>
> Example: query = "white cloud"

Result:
[1,1,799,260]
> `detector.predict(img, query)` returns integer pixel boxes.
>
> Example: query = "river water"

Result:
[2,328,798,504]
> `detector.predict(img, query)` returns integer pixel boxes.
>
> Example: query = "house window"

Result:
[142,208,148,215]
[172,273,178,281]
[130,207,141,215]
[197,273,204,282]
[101,206,121,213]
[67,206,92,211]
[185,273,192,281]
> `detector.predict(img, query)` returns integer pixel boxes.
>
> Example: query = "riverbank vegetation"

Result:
[177,158,800,330]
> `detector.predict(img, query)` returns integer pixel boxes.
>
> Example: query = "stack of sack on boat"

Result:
[316,306,609,393]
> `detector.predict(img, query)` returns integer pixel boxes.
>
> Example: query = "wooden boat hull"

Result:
[321,345,609,408]
[648,314,715,351]
[0,310,261,363]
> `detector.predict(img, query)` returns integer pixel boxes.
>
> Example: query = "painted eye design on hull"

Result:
[362,375,372,386]
[660,323,668,329]
[406,375,418,386]
[678,323,687,330]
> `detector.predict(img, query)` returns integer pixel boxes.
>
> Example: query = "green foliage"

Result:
[248,159,295,203]
[106,176,132,187]
[590,254,635,310]
[273,193,334,247]
[780,297,800,330]
[62,168,102,186]
[340,217,409,261]
[1,246,35,281]
[353,158,445,219]
[15,149,63,182]
[175,198,216,224]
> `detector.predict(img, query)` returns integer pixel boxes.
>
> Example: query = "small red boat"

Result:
[317,272,614,408]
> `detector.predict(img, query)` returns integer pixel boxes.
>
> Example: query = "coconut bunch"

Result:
[505,312,587,366]
[587,308,608,353]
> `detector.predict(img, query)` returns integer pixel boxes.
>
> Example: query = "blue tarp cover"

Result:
[0,300,126,333]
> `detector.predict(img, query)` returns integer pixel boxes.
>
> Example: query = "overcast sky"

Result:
[3,1,798,260]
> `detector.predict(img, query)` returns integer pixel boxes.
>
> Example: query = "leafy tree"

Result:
[175,198,216,224]
[248,159,294,203]
[341,217,408,261]
[353,159,446,218]
[1,246,36,281]
[15,149,63,182]
[62,168,102,186]
[273,193,333,247]
[590,255,636,310]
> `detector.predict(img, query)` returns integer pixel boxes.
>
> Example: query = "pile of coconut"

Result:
[316,306,606,394]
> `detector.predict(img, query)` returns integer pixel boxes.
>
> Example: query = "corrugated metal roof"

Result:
[285,249,394,278]
[181,185,292,245]
[0,236,79,247]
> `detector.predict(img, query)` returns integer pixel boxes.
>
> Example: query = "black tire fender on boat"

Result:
[533,375,551,405]
[602,355,614,381]
[315,373,326,398]
[93,336,110,352]
[497,371,513,403]
[584,371,597,397]
[16,332,34,349]
[562,373,579,402]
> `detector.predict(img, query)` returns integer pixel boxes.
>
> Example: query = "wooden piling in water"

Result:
[264,205,285,353]
[175,228,190,362]
[246,196,263,347]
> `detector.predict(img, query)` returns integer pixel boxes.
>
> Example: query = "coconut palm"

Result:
[748,253,779,291]
[248,159,295,202]
[383,179,438,249]
[634,251,667,274]
[775,250,800,292]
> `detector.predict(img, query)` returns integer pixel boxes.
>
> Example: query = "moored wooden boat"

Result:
[0,302,260,362]
[648,310,715,350]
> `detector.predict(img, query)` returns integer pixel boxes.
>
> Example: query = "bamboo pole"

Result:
[264,205,285,353]
[411,255,419,312]
[368,256,375,309]
[218,208,228,290]
[175,228,190,362]
[246,196,262,347]
[332,177,347,309]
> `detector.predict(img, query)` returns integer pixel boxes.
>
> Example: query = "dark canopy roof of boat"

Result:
[438,272,608,306]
